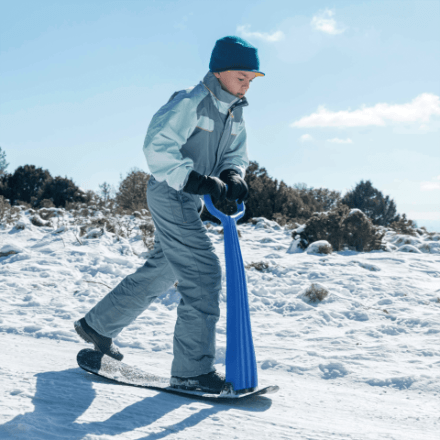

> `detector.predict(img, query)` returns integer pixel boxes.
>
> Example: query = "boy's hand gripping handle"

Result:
[203,185,245,223]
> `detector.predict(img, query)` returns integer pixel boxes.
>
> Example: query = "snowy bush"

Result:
[300,283,329,303]
[398,245,422,254]
[245,261,270,272]
[38,207,58,221]
[306,240,332,255]
[0,195,10,224]
[384,242,397,252]
[250,217,282,230]
[296,205,385,252]
[381,229,440,254]
[0,243,24,257]
[392,235,423,248]
[389,214,418,236]
[139,221,155,249]
[84,228,104,239]
[0,195,21,226]
[418,242,440,254]
[0,249,17,258]
[341,209,385,252]
[39,198,55,208]
[30,214,52,227]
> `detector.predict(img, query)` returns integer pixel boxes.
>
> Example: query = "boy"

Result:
[74,36,264,393]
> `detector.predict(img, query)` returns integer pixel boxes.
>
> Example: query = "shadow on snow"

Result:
[0,367,272,439]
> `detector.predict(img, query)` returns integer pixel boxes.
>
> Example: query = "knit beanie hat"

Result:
[209,36,265,77]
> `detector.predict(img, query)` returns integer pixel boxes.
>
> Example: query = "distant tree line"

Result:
[0,164,89,209]
[0,146,416,236]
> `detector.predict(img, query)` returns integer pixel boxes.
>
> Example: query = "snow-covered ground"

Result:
[1,208,439,439]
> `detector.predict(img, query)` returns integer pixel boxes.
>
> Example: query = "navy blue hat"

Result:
[209,36,265,77]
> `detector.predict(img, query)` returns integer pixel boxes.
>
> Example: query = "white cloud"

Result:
[421,182,440,190]
[237,25,284,42]
[291,93,440,128]
[299,134,313,142]
[311,9,345,35]
[327,138,353,144]
[421,176,440,191]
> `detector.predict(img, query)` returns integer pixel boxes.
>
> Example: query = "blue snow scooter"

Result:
[203,193,258,394]
[77,190,278,401]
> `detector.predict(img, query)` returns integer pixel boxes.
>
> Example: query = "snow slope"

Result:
[0,209,439,439]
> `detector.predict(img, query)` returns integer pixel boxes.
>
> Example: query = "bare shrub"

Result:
[115,168,150,213]
[38,208,57,221]
[14,200,33,209]
[31,214,52,227]
[14,221,26,230]
[90,218,116,234]
[0,249,17,257]
[341,210,385,252]
[139,222,155,249]
[273,212,290,226]
[85,228,104,239]
[318,243,332,254]
[65,200,85,212]
[79,217,117,237]
[245,261,269,272]
[285,220,300,230]
[297,205,385,252]
[303,283,329,302]
[0,195,11,225]
[0,196,21,226]
[218,227,242,237]
[39,199,55,208]
[389,214,418,237]
[113,216,136,239]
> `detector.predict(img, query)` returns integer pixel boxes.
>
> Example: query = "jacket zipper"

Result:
[202,82,248,176]
[209,101,247,176]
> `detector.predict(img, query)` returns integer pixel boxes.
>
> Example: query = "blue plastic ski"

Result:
[77,349,279,402]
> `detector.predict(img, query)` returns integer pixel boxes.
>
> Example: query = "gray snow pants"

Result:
[84,176,222,377]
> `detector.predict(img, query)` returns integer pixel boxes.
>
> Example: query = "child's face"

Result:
[213,71,257,99]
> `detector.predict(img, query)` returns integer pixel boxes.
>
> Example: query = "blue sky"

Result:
[1,0,439,229]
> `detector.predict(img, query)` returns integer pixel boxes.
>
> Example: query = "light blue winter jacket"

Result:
[143,71,250,191]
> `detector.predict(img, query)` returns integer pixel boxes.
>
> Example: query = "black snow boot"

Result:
[74,318,123,361]
[170,370,226,394]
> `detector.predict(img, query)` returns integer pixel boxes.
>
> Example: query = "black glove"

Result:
[219,169,249,204]
[183,170,227,203]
